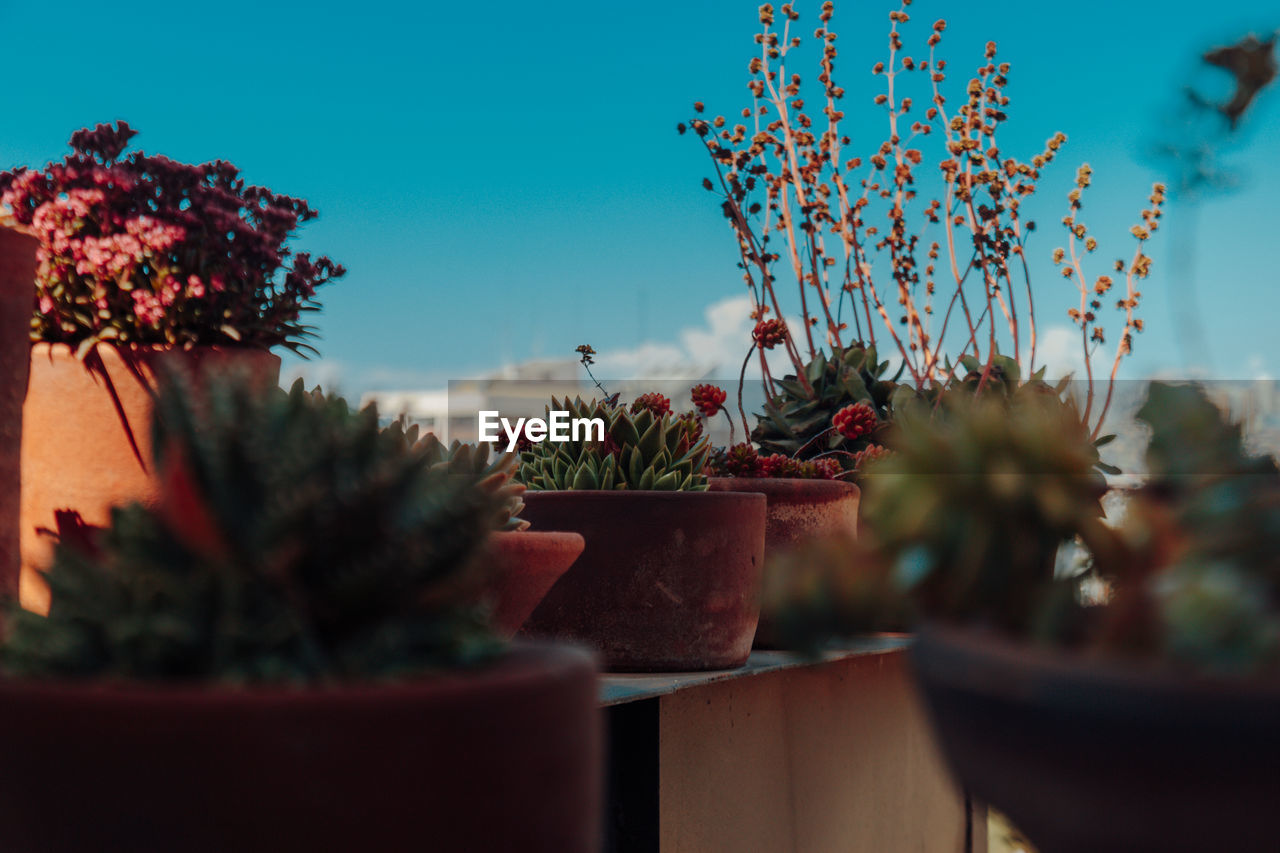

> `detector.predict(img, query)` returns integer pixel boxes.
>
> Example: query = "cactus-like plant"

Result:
[1098,383,1280,672]
[385,420,528,532]
[518,396,712,491]
[751,344,899,473]
[862,387,1109,633]
[2,370,515,682]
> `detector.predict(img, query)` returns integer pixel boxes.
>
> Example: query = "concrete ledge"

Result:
[599,636,913,706]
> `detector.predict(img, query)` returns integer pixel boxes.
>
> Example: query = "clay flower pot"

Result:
[708,477,860,552]
[911,623,1280,853]
[0,642,601,853]
[482,530,586,638]
[20,344,280,612]
[518,490,766,672]
[709,477,860,647]
[0,228,39,597]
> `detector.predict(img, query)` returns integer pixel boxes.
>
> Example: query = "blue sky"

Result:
[0,0,1276,392]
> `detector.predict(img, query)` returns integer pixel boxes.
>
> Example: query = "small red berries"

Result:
[833,402,878,440]
[630,392,672,418]
[691,383,728,417]
[752,319,789,349]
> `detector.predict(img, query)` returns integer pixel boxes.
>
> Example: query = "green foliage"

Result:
[1113,383,1280,671]
[862,388,1108,633]
[518,396,711,491]
[2,371,513,683]
[770,380,1280,676]
[762,532,910,654]
[751,344,897,469]
[385,421,528,531]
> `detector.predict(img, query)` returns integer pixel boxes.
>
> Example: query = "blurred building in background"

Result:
[360,356,739,445]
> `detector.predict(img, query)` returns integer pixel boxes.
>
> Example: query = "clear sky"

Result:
[0,0,1276,393]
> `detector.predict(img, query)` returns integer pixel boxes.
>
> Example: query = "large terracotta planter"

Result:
[911,624,1280,853]
[709,476,860,647]
[20,344,280,612]
[0,228,39,597]
[0,642,601,853]
[518,490,766,671]
[482,530,585,637]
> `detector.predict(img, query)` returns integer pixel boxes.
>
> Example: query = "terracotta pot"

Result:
[20,344,281,612]
[518,490,766,672]
[709,477,860,647]
[708,477,860,552]
[911,623,1280,853]
[0,642,601,853]
[0,228,39,597]
[483,530,586,637]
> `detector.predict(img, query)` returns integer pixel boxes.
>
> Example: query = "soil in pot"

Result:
[482,530,585,638]
[0,642,601,853]
[19,344,280,612]
[911,623,1280,853]
[518,490,766,672]
[709,476,859,647]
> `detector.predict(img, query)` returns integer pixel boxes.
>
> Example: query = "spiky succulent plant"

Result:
[384,420,528,532]
[518,396,711,491]
[862,387,1109,633]
[2,370,515,682]
[1098,382,1280,672]
[751,344,898,471]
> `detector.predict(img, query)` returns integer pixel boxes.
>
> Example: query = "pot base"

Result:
[519,491,766,672]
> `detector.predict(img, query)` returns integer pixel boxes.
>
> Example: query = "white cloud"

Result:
[592,295,798,381]
[281,296,819,401]
[1247,354,1274,382]
[1031,325,1091,381]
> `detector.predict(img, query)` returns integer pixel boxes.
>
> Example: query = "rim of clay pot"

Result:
[0,640,595,706]
[913,622,1280,713]
[521,489,766,506]
[491,530,585,547]
[708,476,859,502]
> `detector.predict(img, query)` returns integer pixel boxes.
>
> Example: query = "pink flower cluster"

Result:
[0,121,344,350]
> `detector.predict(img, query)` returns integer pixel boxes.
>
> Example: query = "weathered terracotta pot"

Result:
[20,344,280,612]
[709,476,860,647]
[0,228,39,597]
[911,624,1280,853]
[518,490,766,671]
[708,477,860,552]
[482,530,586,637]
[0,642,601,853]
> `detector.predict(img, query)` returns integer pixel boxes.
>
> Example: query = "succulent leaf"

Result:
[517,396,711,491]
[751,344,897,471]
[3,368,508,682]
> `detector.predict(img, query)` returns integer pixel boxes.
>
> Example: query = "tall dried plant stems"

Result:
[684,1,1164,437]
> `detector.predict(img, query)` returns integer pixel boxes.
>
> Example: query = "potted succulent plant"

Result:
[0,367,600,853]
[516,395,766,671]
[401,427,586,638]
[771,382,1280,853]
[704,347,885,645]
[0,121,345,612]
[682,2,1165,620]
